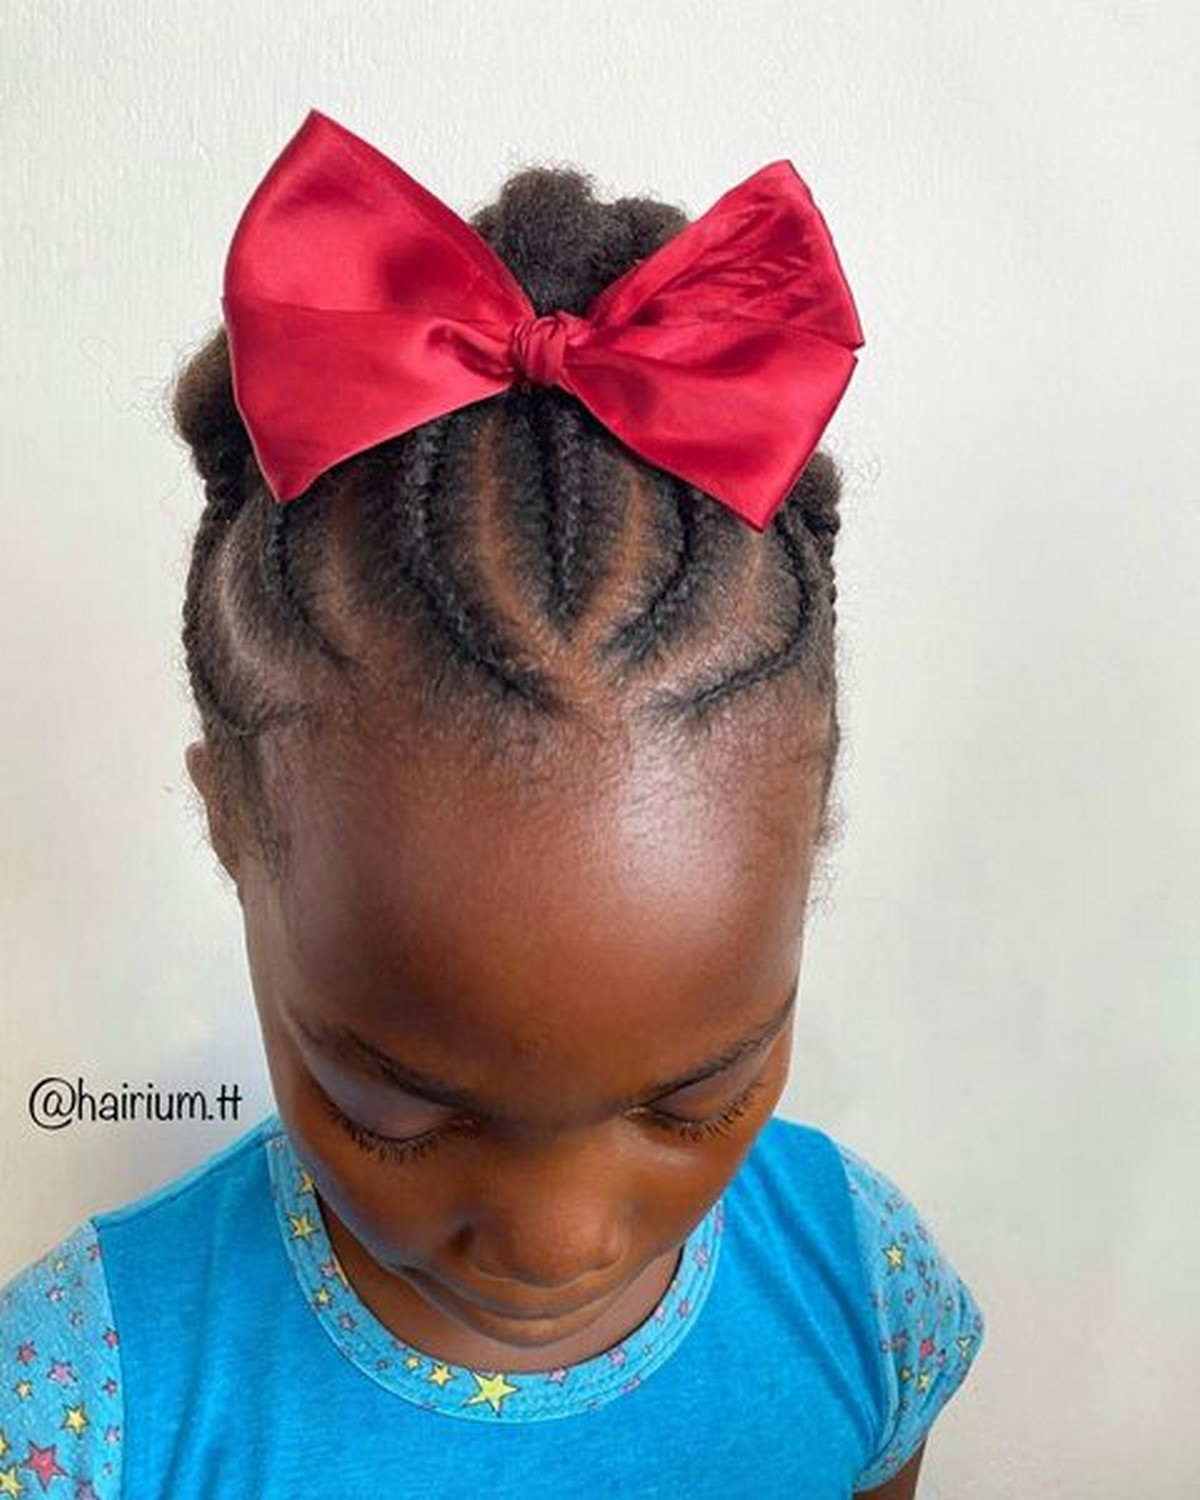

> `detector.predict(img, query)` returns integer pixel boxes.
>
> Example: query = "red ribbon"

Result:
[222,109,864,532]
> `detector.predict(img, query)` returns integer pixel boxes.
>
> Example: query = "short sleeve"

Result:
[0,1220,124,1498]
[836,1143,986,1492]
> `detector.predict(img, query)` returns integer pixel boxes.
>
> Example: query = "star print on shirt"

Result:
[462,1371,520,1415]
[63,1405,89,1434]
[287,1212,318,1242]
[20,1438,68,1488]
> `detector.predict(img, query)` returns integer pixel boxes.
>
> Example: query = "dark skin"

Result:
[186,699,925,1496]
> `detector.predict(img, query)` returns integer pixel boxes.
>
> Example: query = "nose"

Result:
[461,1132,630,1291]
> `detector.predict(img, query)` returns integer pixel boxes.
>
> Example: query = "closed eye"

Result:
[319,1066,769,1167]
[637,1074,768,1141]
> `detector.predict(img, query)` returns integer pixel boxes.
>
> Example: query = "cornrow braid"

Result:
[264,501,354,667]
[382,417,560,712]
[599,473,714,674]
[638,490,829,733]
[181,453,256,742]
[172,164,846,873]
[544,405,588,630]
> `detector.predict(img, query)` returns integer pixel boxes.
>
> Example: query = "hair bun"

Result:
[171,327,253,496]
[469,167,689,317]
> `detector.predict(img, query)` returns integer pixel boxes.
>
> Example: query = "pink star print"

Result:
[20,1440,67,1490]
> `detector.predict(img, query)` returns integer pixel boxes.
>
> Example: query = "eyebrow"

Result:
[296,987,796,1116]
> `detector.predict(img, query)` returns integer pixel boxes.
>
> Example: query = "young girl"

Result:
[0,110,984,1497]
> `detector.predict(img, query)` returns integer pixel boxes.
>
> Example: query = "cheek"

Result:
[758,1037,792,1116]
[283,1098,450,1266]
[264,1038,448,1262]
[698,1054,790,1186]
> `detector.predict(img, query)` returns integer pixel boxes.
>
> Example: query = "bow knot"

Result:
[510,312,577,386]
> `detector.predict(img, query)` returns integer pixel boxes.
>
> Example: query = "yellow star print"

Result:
[313,1287,332,1308]
[288,1211,318,1241]
[63,1405,88,1433]
[297,1168,316,1195]
[428,1364,455,1388]
[0,1431,7,1459]
[463,1371,519,1415]
[12,1382,32,1402]
[0,1465,21,1496]
[404,1355,422,1371]
[916,1370,932,1392]
[883,1241,906,1271]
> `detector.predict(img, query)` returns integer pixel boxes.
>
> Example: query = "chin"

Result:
[407,1265,610,1346]
[459,1309,584,1349]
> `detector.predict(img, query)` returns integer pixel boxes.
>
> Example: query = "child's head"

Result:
[173,161,845,1360]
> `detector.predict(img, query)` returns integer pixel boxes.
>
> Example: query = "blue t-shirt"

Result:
[0,1111,984,1496]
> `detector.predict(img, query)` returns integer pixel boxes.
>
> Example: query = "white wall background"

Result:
[2,2,1197,1494]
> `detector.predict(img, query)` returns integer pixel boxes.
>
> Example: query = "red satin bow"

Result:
[222,109,864,532]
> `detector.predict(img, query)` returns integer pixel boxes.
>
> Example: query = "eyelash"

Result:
[319,1075,768,1166]
[639,1077,767,1142]
[318,1092,458,1165]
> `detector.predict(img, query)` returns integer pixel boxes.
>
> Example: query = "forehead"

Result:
[265,720,823,1097]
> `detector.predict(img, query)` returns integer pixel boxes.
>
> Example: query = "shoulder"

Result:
[85,1115,282,1313]
[728,1117,985,1486]
[90,1113,280,1242]
[0,1113,282,1500]
[0,1219,123,1498]
[830,1135,987,1491]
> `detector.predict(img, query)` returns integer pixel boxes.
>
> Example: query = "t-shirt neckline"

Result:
[263,1113,725,1422]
